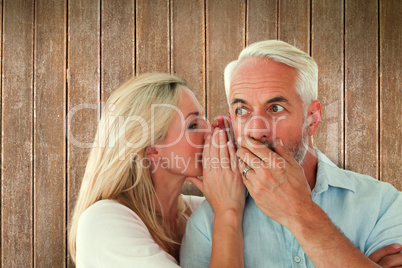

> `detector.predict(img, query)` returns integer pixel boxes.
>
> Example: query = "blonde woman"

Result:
[69,73,245,267]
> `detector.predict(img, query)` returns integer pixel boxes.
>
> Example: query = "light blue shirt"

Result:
[180,149,402,267]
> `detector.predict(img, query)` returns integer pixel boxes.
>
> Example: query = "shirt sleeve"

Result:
[76,200,180,268]
[180,202,214,268]
[364,185,402,256]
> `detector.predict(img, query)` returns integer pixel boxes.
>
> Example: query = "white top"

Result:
[76,195,205,268]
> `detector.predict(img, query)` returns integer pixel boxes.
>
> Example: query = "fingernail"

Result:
[393,243,402,250]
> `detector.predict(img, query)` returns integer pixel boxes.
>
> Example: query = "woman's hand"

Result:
[186,123,245,215]
[186,124,246,268]
[212,115,236,147]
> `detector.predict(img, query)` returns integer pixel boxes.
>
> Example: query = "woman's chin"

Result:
[182,168,203,178]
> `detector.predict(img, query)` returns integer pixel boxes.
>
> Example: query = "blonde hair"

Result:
[68,73,188,262]
[224,40,318,108]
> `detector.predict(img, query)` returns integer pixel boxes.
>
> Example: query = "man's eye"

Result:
[271,104,284,113]
[235,107,248,116]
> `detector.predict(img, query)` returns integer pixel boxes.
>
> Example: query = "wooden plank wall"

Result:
[0,0,400,266]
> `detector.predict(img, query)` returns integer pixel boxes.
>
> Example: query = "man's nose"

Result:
[245,115,272,141]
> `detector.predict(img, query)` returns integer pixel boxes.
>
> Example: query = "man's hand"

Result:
[369,244,402,267]
[236,136,380,267]
[236,136,313,229]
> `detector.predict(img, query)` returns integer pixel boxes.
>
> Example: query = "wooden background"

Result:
[0,0,400,266]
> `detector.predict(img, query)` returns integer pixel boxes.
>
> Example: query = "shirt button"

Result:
[294,256,301,263]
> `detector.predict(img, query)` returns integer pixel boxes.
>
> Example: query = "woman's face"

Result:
[154,87,209,178]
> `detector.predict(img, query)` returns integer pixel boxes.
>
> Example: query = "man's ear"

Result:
[307,100,322,136]
[146,146,159,161]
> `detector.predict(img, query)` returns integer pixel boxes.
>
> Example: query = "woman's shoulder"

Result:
[182,195,205,212]
[77,199,150,242]
[76,200,179,267]
[79,200,146,228]
[79,199,137,220]
[80,199,127,215]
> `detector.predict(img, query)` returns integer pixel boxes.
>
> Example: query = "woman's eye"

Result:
[271,104,284,113]
[188,122,198,129]
[235,107,248,116]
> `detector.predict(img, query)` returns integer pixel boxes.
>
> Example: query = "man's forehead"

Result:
[228,58,300,108]
[230,95,289,106]
[230,59,297,91]
[231,59,296,92]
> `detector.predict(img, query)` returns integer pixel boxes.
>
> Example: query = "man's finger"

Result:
[238,158,255,180]
[238,136,274,160]
[236,147,263,170]
[369,243,402,263]
[377,253,402,268]
[238,159,254,192]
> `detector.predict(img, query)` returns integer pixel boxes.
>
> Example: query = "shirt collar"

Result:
[313,148,356,195]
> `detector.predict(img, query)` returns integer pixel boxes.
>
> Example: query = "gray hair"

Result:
[224,40,318,108]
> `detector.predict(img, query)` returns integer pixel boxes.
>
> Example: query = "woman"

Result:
[68,73,245,267]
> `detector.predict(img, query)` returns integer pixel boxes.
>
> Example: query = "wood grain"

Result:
[206,0,245,121]
[171,0,205,196]
[1,0,34,266]
[278,0,310,53]
[136,0,170,74]
[379,0,401,190]
[345,0,378,178]
[0,1,401,266]
[67,0,101,266]
[171,0,205,107]
[34,0,67,266]
[0,3,2,261]
[312,0,344,167]
[101,0,135,100]
[247,0,277,44]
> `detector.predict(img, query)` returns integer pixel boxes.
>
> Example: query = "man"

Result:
[181,40,402,267]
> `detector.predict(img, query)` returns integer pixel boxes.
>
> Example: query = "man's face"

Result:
[229,57,309,164]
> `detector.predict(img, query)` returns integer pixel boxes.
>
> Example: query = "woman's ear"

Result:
[146,146,159,162]
[307,100,322,136]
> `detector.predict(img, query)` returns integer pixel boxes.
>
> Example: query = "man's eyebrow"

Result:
[231,96,289,106]
[185,111,200,119]
[266,96,289,104]
[231,98,246,106]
